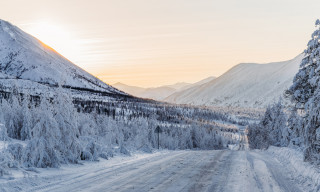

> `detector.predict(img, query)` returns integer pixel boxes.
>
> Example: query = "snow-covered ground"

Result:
[266,146,320,191]
[1,146,318,192]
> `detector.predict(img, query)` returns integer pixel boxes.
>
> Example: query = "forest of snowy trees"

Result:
[248,19,320,164]
[0,84,241,176]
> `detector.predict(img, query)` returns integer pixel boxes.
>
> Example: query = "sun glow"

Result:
[20,21,80,63]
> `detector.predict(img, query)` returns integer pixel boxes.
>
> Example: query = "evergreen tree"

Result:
[248,100,287,148]
[287,19,320,163]
[303,90,320,162]
[287,109,303,147]
[288,19,320,109]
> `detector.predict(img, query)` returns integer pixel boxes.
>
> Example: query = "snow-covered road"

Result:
[1,126,308,192]
[3,149,305,192]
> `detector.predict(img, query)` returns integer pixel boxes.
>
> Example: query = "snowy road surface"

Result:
[1,128,307,192]
[2,149,305,192]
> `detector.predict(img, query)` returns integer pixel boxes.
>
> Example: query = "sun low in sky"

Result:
[1,0,320,87]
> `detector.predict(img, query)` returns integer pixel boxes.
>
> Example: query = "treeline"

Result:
[247,100,302,150]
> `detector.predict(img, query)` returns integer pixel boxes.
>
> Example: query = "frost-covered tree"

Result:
[4,95,24,139]
[52,86,81,164]
[20,95,32,140]
[0,107,8,141]
[248,100,287,148]
[286,19,320,163]
[23,95,61,168]
[263,101,287,146]
[247,123,269,149]
[303,90,320,162]
[288,19,320,109]
[287,109,303,148]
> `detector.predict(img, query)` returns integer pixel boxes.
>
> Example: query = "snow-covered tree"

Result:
[248,100,287,149]
[23,95,61,168]
[288,19,320,109]
[4,94,23,140]
[263,101,287,146]
[52,86,81,164]
[303,90,320,162]
[286,19,320,163]
[247,123,269,149]
[287,109,303,148]
[20,94,32,140]
[0,107,8,141]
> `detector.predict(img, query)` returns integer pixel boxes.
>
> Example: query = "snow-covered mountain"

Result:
[113,76,215,101]
[112,83,177,100]
[112,82,146,96]
[0,19,125,97]
[179,76,216,91]
[165,82,192,91]
[165,54,303,108]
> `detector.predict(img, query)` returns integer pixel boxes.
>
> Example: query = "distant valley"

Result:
[112,76,215,101]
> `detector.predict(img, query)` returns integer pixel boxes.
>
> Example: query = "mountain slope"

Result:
[112,82,146,96]
[0,19,124,96]
[165,54,303,108]
[165,82,192,91]
[140,86,176,100]
[179,76,216,91]
[112,83,177,100]
[113,76,215,101]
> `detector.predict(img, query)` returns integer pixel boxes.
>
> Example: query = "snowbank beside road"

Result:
[267,146,320,191]
[0,150,171,192]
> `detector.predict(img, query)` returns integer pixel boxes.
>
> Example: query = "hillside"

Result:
[113,76,215,101]
[165,54,303,108]
[112,83,177,100]
[0,19,125,98]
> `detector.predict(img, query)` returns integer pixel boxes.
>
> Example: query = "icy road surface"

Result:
[2,150,303,192]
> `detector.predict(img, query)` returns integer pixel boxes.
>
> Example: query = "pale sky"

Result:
[1,0,319,87]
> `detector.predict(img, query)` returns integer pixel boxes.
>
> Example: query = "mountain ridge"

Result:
[165,54,303,108]
[112,76,216,101]
[0,19,126,98]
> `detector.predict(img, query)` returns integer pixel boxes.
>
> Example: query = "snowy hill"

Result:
[0,19,125,97]
[165,55,303,108]
[113,82,146,96]
[179,76,216,91]
[165,82,192,91]
[113,83,177,100]
[113,76,215,101]
[140,86,176,101]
